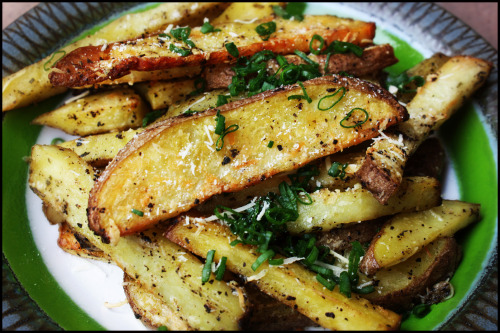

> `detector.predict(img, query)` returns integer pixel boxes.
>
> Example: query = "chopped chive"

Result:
[200,21,221,34]
[215,256,227,280]
[294,50,319,68]
[353,285,375,294]
[326,41,363,57]
[256,21,276,41]
[269,258,284,266]
[214,110,225,135]
[50,137,65,145]
[288,81,312,103]
[225,42,239,58]
[215,124,239,151]
[267,140,274,148]
[216,95,229,107]
[169,44,191,56]
[251,249,275,271]
[131,209,144,217]
[143,108,167,127]
[339,271,352,298]
[309,34,325,55]
[43,50,67,71]
[202,249,216,283]
[316,274,336,291]
[318,87,346,111]
[327,161,348,179]
[157,326,168,331]
[304,246,319,265]
[340,108,369,128]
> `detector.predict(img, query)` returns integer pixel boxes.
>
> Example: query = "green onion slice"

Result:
[288,81,312,103]
[317,87,346,111]
[169,44,191,56]
[309,34,325,55]
[267,140,274,148]
[200,21,221,34]
[131,209,144,217]
[340,108,369,128]
[202,249,216,283]
[50,137,65,145]
[256,21,276,41]
[339,271,352,298]
[215,256,227,280]
[251,249,275,271]
[316,274,336,291]
[225,42,239,58]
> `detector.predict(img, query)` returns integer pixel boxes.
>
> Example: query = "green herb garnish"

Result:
[43,50,66,71]
[288,81,312,103]
[202,249,216,283]
[50,137,65,145]
[317,87,346,111]
[340,108,369,128]
[200,21,221,34]
[225,42,239,58]
[131,209,144,217]
[255,21,276,41]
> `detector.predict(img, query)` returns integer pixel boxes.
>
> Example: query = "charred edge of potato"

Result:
[57,222,112,262]
[363,237,461,312]
[88,75,409,242]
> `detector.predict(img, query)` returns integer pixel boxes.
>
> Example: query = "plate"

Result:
[2,2,498,330]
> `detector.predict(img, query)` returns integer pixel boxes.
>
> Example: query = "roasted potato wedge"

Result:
[49,15,376,87]
[165,217,402,330]
[57,222,112,262]
[360,237,461,312]
[32,88,149,136]
[356,55,493,204]
[287,176,441,234]
[135,79,197,111]
[28,144,249,330]
[359,200,480,276]
[211,2,284,25]
[2,2,229,111]
[88,75,408,244]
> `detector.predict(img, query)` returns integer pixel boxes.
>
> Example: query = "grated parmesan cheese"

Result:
[104,300,128,308]
[247,268,268,281]
[63,90,90,105]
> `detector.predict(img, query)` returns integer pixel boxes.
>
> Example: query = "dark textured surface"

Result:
[2,2,497,331]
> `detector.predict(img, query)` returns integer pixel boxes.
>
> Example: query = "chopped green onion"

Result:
[50,137,65,145]
[214,110,226,135]
[272,3,305,21]
[225,42,239,58]
[348,241,364,284]
[215,256,227,280]
[327,161,348,179]
[131,209,144,217]
[143,109,167,127]
[269,258,284,266]
[200,21,221,34]
[304,246,319,265]
[170,26,196,48]
[256,21,276,41]
[183,109,202,115]
[325,41,363,57]
[340,108,369,128]
[267,140,274,148]
[309,34,325,55]
[188,77,207,97]
[294,50,319,68]
[169,44,191,56]
[324,52,332,73]
[316,274,336,291]
[412,304,431,318]
[157,326,168,331]
[251,249,275,271]
[158,33,170,39]
[202,249,216,283]
[216,95,229,107]
[43,50,67,71]
[339,271,352,298]
[317,87,346,111]
[353,285,375,294]
[386,72,425,93]
[215,123,239,151]
[288,81,312,103]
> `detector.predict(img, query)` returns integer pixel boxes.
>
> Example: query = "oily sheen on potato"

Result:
[88,75,408,244]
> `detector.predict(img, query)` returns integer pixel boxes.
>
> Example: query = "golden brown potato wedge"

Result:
[211,2,284,25]
[87,75,408,244]
[287,176,441,234]
[359,200,480,276]
[360,237,461,312]
[165,217,402,330]
[355,55,493,204]
[32,88,149,136]
[57,222,112,263]
[2,2,229,111]
[28,144,249,330]
[49,15,376,87]
[134,79,197,110]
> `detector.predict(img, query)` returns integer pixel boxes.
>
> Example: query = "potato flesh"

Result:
[88,76,407,243]
[28,145,247,330]
[360,200,480,275]
[165,217,402,331]
[32,88,149,136]
[287,176,441,234]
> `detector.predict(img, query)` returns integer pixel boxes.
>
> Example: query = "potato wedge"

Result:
[2,2,229,111]
[88,75,408,244]
[134,79,197,110]
[361,237,461,311]
[32,88,149,136]
[165,217,402,330]
[287,176,441,234]
[28,145,248,330]
[355,55,493,204]
[359,200,480,276]
[57,222,112,262]
[49,15,376,87]
[205,44,398,90]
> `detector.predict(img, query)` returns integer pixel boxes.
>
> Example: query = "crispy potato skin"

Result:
[204,44,398,90]
[361,237,461,312]
[49,16,376,87]
[88,75,408,244]
[57,222,112,262]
